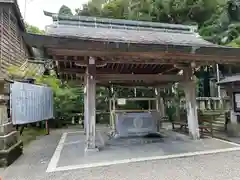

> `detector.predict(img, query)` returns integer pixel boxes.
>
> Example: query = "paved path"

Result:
[2,129,240,180]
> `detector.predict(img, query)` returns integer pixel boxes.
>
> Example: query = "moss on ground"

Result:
[20,128,46,146]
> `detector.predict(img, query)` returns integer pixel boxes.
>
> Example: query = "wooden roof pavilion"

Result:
[23,12,240,87]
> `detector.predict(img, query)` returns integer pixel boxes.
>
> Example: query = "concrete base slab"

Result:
[85,147,99,153]
[46,129,240,173]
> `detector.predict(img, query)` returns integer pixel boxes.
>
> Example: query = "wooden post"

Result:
[157,88,166,118]
[148,100,151,111]
[84,74,88,135]
[159,97,165,117]
[155,88,160,131]
[109,97,112,128]
[183,67,200,140]
[45,120,49,135]
[108,86,113,129]
[175,85,180,122]
[207,99,211,110]
[112,96,116,131]
[85,57,98,152]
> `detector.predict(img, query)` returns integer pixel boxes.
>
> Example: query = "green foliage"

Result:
[35,72,84,121]
[227,36,240,47]
[101,0,129,19]
[20,127,46,146]
[74,0,240,46]
[76,0,218,24]
[75,0,106,16]
[25,23,44,34]
[59,5,73,16]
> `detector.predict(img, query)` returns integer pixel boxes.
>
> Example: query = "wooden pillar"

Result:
[207,99,211,110]
[109,97,112,128]
[107,86,113,128]
[85,57,98,152]
[228,88,238,124]
[155,88,160,131]
[174,85,180,122]
[112,96,116,131]
[155,88,166,130]
[157,88,166,118]
[148,100,151,111]
[183,67,200,140]
[159,97,165,117]
[155,88,160,112]
[84,74,88,134]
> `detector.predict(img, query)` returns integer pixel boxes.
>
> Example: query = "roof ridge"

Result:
[44,11,198,32]
[47,23,196,35]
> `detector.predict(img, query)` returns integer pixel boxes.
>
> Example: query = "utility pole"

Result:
[24,0,27,20]
[24,0,35,20]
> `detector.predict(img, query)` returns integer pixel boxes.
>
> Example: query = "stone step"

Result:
[213,120,225,125]
[213,123,225,128]
[216,116,225,119]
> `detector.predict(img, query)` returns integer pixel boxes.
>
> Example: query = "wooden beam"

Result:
[59,66,178,74]
[64,79,175,87]
[99,74,184,81]
[63,73,184,82]
[50,54,185,65]
[55,58,189,65]
[111,97,157,101]
[46,48,239,64]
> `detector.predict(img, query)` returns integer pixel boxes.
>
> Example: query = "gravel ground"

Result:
[2,128,240,180]
[0,168,4,176]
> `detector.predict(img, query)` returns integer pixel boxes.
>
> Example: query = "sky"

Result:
[17,0,89,30]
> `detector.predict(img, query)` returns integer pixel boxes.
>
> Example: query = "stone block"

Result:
[0,131,19,150]
[85,147,99,154]
[227,123,240,137]
[0,138,4,150]
[0,141,23,167]
[199,101,205,110]
[0,122,14,136]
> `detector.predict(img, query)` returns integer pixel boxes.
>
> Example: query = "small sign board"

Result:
[233,92,240,113]
[117,98,126,105]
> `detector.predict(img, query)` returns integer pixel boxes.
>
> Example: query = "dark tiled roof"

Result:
[45,24,215,46]
[44,12,216,47]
